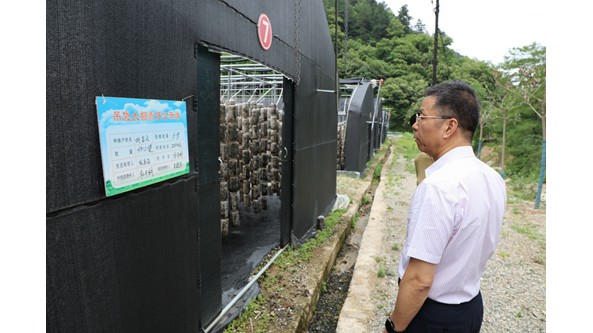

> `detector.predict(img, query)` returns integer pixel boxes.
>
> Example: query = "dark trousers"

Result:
[406,292,483,333]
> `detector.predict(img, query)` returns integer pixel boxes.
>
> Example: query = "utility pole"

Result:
[334,0,338,71]
[432,0,439,86]
[344,0,349,77]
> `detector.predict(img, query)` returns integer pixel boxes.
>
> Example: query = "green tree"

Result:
[488,74,521,177]
[386,15,408,39]
[381,74,428,130]
[320,1,546,196]
[395,4,414,34]
[500,43,546,208]
[348,0,392,43]
[413,19,428,34]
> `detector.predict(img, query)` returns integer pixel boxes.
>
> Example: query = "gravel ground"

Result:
[365,150,547,332]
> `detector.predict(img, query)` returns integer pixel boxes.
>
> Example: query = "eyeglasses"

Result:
[410,113,452,126]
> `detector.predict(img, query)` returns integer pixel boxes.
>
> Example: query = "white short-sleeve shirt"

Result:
[399,146,506,304]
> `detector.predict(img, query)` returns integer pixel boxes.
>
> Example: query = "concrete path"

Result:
[335,144,417,333]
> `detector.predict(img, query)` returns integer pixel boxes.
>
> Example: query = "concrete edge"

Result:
[289,179,372,332]
[290,145,393,332]
[335,145,395,332]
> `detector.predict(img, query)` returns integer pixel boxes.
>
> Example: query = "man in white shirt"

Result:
[384,81,506,333]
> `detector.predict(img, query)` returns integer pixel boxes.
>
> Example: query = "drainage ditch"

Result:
[307,154,386,332]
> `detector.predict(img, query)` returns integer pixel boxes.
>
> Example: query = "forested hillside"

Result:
[323,0,546,204]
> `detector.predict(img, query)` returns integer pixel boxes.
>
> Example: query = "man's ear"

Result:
[442,118,458,139]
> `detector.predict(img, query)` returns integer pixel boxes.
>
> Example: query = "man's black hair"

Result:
[425,80,480,139]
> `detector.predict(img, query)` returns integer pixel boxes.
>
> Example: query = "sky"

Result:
[383,0,549,65]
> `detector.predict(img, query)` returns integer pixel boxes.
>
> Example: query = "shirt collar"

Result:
[425,146,475,177]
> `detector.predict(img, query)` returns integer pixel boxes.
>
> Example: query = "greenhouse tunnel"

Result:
[46,1,337,332]
[368,92,389,160]
[337,77,389,176]
[338,78,374,175]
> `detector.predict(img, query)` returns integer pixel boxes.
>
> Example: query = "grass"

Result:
[275,208,347,268]
[384,149,400,191]
[377,266,386,278]
[498,251,510,258]
[361,194,371,205]
[510,222,545,265]
[392,132,420,160]
[507,176,542,203]
[224,295,272,333]
[511,223,543,242]
[351,211,359,229]
[533,253,545,265]
[391,242,400,251]
[391,132,419,175]
[374,163,384,179]
[375,256,388,278]
[225,208,347,332]
[507,181,544,208]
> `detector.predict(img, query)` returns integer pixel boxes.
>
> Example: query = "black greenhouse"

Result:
[47,1,338,332]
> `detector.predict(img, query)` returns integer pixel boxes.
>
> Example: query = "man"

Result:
[384,81,506,333]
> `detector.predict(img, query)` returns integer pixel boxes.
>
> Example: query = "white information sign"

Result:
[96,96,190,196]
